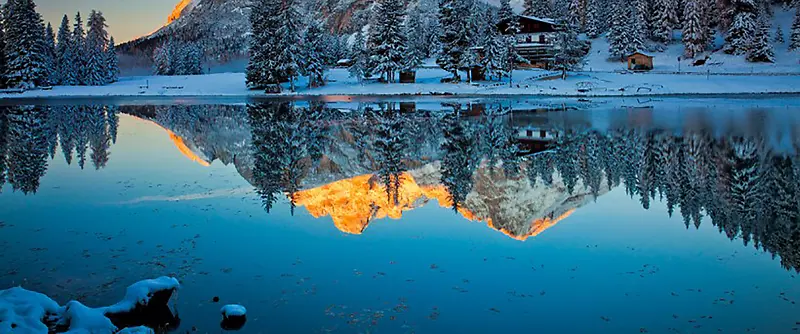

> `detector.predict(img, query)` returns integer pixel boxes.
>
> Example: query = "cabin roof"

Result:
[518,15,558,26]
[627,52,653,59]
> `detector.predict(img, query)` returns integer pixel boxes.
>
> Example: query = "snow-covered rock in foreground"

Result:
[0,287,62,333]
[0,277,179,334]
[105,276,180,314]
[62,301,117,333]
[220,304,246,318]
[117,326,155,334]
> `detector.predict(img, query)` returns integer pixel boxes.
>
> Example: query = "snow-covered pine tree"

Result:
[369,0,407,83]
[775,25,785,44]
[105,37,118,83]
[724,0,758,55]
[2,0,48,89]
[71,12,87,85]
[567,0,585,30]
[179,42,203,75]
[246,0,280,90]
[555,20,584,78]
[524,0,554,18]
[43,23,56,85]
[502,35,528,86]
[585,0,603,37]
[0,19,6,88]
[276,0,302,91]
[499,0,520,35]
[481,19,507,81]
[631,0,649,46]
[349,31,370,82]
[85,10,109,85]
[55,15,76,85]
[437,0,470,81]
[607,0,631,59]
[300,20,327,88]
[404,8,426,72]
[790,8,800,50]
[651,0,675,43]
[747,13,774,62]
[153,39,175,75]
[683,0,706,57]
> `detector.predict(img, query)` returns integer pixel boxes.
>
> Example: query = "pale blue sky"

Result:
[33,0,176,42]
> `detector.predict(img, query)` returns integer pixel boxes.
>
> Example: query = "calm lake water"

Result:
[2,97,800,333]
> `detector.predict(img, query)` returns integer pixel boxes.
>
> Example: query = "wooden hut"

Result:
[627,52,654,71]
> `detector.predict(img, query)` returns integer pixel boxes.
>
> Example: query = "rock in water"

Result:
[220,304,247,330]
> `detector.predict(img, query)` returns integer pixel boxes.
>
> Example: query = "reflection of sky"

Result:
[2,113,800,333]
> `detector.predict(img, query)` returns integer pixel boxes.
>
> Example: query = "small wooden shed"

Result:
[399,71,416,83]
[627,52,654,71]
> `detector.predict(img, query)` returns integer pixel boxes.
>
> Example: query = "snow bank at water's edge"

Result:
[0,276,179,333]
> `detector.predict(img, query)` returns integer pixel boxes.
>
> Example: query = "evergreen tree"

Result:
[480,11,506,81]
[683,0,707,58]
[524,0,554,18]
[608,0,631,59]
[652,0,675,43]
[71,12,87,85]
[56,15,76,85]
[369,0,407,83]
[585,0,604,37]
[153,39,176,75]
[349,31,370,82]
[0,17,7,89]
[85,10,109,85]
[437,0,470,81]
[3,0,48,89]
[567,0,585,30]
[790,8,800,50]
[275,0,302,91]
[499,0,520,35]
[300,20,327,88]
[43,23,56,85]
[747,15,775,62]
[554,21,584,78]
[404,8,426,72]
[724,0,758,55]
[775,25,785,44]
[246,0,282,90]
[105,37,118,83]
[502,36,528,86]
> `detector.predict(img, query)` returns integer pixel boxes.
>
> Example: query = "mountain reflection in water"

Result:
[2,101,800,273]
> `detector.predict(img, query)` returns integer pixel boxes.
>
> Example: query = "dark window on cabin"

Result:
[539,35,545,43]
[527,130,533,137]
[540,130,546,138]
[631,58,637,64]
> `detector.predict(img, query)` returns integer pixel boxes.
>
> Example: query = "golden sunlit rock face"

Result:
[167,0,194,24]
[167,131,211,167]
[293,172,575,240]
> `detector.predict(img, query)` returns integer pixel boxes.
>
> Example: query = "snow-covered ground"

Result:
[2,67,800,99]
[583,8,800,74]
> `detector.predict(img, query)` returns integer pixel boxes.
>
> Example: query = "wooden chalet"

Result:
[499,15,562,69]
[627,52,654,71]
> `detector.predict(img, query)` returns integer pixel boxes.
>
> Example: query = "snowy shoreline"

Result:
[3,70,800,100]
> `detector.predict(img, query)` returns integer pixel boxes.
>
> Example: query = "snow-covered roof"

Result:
[518,15,558,26]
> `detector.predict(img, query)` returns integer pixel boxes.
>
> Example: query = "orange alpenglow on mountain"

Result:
[167,131,211,167]
[168,0,193,24]
[294,173,572,240]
